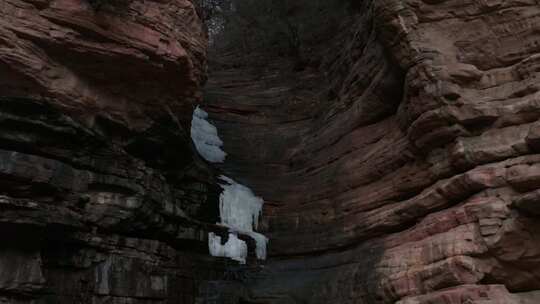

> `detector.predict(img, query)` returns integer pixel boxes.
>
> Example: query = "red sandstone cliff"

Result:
[203,0,540,303]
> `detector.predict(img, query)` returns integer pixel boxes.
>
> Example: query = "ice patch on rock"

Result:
[190,106,227,163]
[208,232,247,264]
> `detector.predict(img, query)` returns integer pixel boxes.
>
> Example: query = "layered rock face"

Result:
[0,1,246,303]
[3,0,540,303]
[204,0,540,303]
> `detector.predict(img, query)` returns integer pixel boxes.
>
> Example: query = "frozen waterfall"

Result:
[218,176,268,260]
[191,106,268,264]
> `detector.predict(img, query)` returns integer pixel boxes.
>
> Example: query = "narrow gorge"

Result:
[1,0,540,303]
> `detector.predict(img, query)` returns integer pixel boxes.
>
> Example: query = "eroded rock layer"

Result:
[0,1,249,303]
[204,0,540,303]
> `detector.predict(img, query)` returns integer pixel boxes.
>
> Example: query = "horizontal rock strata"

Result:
[0,1,251,303]
[204,0,540,303]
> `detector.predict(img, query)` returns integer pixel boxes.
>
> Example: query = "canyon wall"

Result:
[0,0,249,303]
[204,0,540,303]
[3,0,540,303]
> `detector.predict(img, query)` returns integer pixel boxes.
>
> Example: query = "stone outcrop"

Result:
[203,0,540,303]
[0,0,249,303]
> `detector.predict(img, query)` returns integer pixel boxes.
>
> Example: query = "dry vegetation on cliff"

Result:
[198,0,352,62]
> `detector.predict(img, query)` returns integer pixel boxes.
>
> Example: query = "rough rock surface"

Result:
[203,0,540,303]
[0,0,250,303]
[3,0,540,303]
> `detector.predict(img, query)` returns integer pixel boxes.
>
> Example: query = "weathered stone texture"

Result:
[0,1,245,303]
[203,0,540,303]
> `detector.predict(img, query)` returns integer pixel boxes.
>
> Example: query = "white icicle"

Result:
[217,176,267,261]
[245,231,268,260]
[218,176,264,232]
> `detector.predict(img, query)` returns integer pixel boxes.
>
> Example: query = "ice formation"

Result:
[218,176,268,260]
[191,106,267,263]
[245,230,268,260]
[190,106,227,163]
[218,176,263,232]
[206,176,268,264]
[208,232,247,264]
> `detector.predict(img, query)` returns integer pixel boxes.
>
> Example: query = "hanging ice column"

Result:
[190,106,268,264]
[217,176,268,261]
